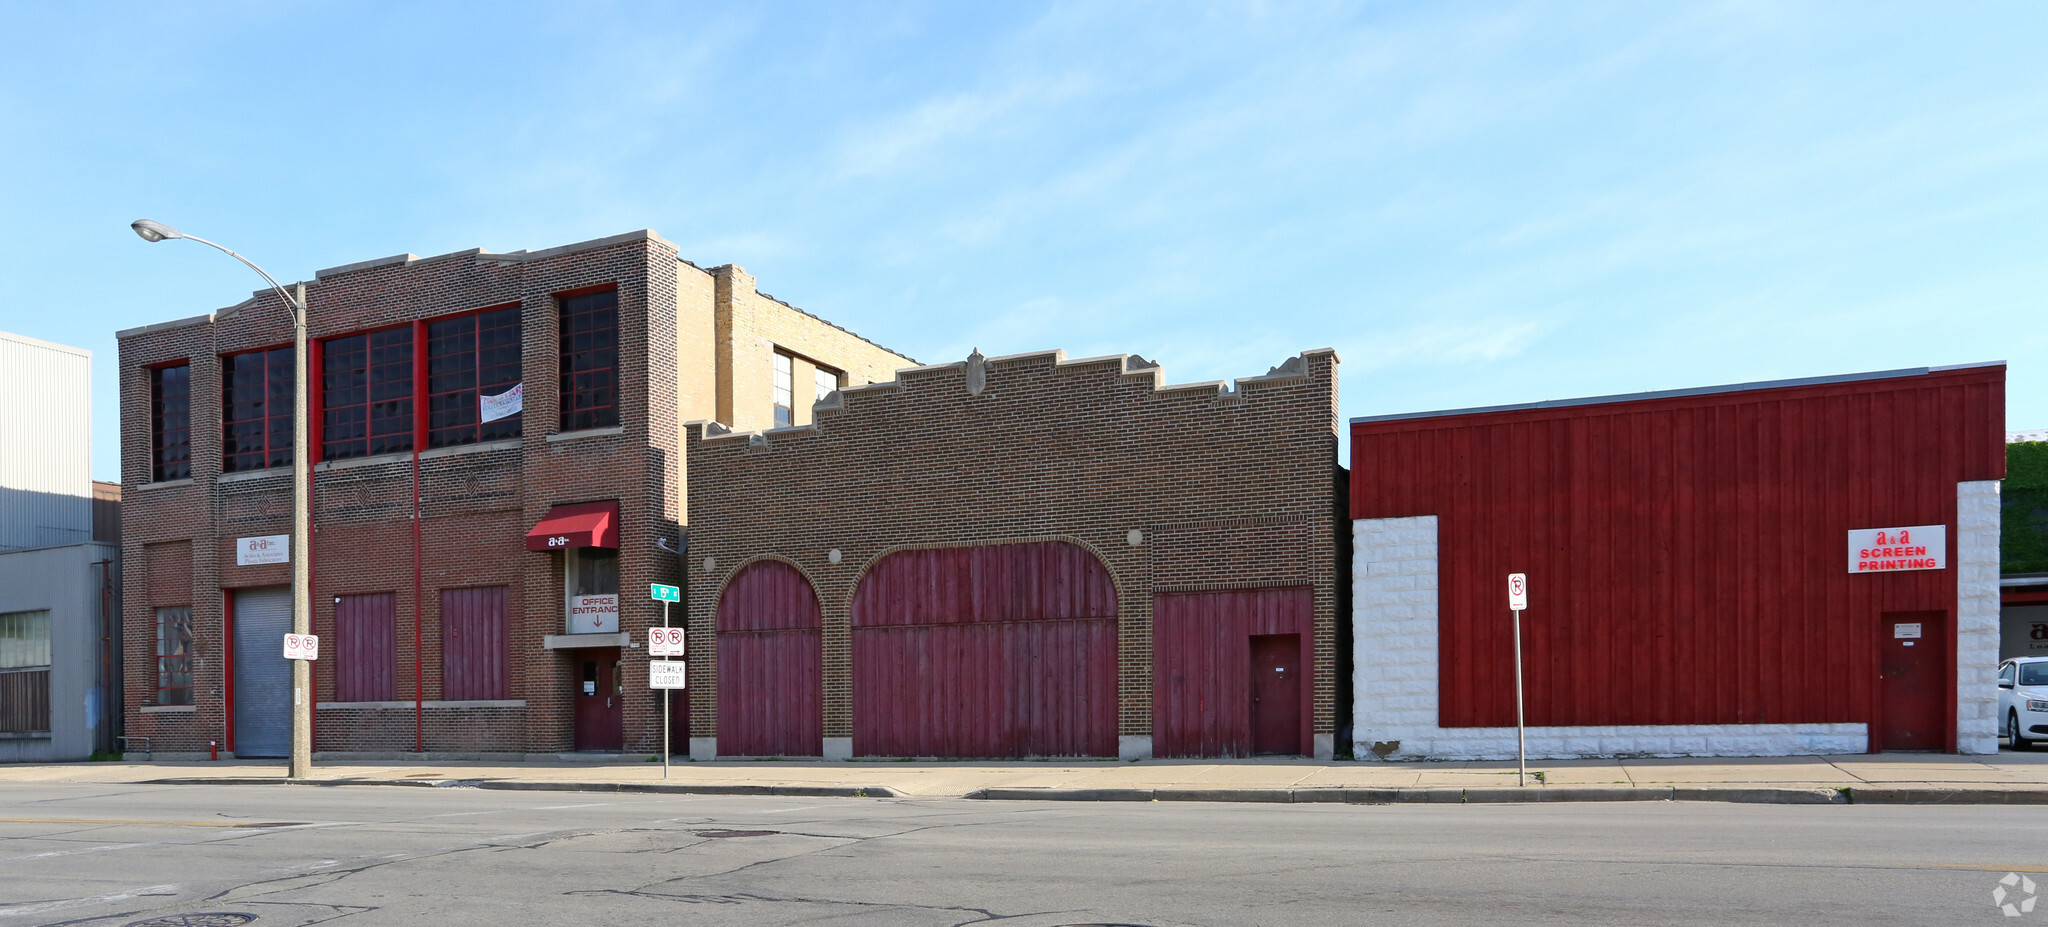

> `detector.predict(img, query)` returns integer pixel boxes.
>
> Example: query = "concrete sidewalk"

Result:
[6,751,2048,805]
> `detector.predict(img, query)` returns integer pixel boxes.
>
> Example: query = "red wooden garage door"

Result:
[717,560,823,756]
[1153,586,1314,757]
[852,541,1117,758]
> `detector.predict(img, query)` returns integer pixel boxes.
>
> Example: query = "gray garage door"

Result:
[232,586,292,758]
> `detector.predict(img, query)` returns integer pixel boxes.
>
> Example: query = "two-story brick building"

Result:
[119,230,911,758]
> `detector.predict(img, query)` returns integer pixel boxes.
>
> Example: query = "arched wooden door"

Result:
[716,560,823,756]
[851,541,1117,757]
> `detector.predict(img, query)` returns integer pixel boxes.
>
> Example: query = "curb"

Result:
[146,777,903,799]
[968,786,1861,805]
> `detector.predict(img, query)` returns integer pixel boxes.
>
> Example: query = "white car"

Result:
[1998,657,2048,750]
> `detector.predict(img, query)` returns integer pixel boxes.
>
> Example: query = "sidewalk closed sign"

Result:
[648,660,686,689]
[1847,525,1946,574]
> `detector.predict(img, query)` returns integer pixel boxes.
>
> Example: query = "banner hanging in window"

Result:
[480,382,523,423]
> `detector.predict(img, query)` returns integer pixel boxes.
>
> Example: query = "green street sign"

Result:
[650,583,681,603]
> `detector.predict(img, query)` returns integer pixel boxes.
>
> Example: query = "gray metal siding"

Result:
[0,331,92,551]
[232,586,292,757]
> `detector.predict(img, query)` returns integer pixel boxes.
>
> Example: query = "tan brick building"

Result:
[118,229,911,758]
[684,347,1345,760]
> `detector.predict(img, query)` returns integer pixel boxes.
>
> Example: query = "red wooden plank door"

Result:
[716,560,823,756]
[1153,587,1313,757]
[334,592,395,702]
[1249,633,1302,755]
[573,648,623,752]
[442,586,508,701]
[852,541,1117,758]
[1877,611,1945,751]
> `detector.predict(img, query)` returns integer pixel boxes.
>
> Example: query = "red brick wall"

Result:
[119,232,690,755]
[684,348,1342,753]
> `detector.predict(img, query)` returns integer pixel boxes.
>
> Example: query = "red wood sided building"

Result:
[117,230,909,758]
[1350,364,2006,758]
[684,348,1345,760]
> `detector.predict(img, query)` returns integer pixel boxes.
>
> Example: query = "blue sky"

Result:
[2,2,2041,481]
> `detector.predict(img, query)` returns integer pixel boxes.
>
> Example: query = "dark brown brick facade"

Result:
[118,230,910,757]
[684,348,1343,758]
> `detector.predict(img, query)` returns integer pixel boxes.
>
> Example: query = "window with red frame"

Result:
[320,327,414,460]
[558,289,618,432]
[150,364,191,482]
[221,346,294,472]
[427,306,523,448]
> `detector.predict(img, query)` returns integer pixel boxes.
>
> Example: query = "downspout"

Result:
[412,319,427,754]
[93,558,115,756]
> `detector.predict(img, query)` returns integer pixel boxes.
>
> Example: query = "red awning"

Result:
[526,501,620,551]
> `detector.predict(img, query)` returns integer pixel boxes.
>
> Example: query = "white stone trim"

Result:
[1351,516,1868,760]
[1957,479,2002,754]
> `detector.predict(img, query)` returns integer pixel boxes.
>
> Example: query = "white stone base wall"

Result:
[1957,479,2002,754]
[1352,516,1869,760]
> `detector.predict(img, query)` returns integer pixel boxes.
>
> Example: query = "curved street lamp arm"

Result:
[175,233,307,323]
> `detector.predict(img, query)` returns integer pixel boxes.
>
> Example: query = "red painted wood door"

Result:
[1878,612,1945,751]
[573,648,623,752]
[852,542,1117,758]
[1249,634,1302,755]
[1153,587,1313,757]
[717,560,823,756]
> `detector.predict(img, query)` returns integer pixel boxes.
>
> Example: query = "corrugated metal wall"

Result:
[716,560,822,756]
[231,586,293,757]
[850,542,1117,757]
[334,593,395,702]
[0,332,92,550]
[1153,586,1314,757]
[1352,366,2006,737]
[443,587,508,701]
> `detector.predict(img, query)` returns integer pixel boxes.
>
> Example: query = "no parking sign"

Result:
[648,626,686,656]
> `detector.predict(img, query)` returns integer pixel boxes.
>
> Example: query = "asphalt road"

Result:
[2,783,2044,926]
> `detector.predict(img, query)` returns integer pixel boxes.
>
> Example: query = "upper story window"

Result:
[773,352,794,427]
[557,289,618,432]
[221,346,294,472]
[150,364,191,482]
[428,306,523,448]
[320,327,414,461]
[813,364,842,403]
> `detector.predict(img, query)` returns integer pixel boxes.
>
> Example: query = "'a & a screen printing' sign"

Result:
[1847,525,1947,574]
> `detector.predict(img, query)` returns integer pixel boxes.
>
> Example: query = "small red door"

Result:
[1249,634,1302,755]
[1878,612,1946,751]
[573,648,624,752]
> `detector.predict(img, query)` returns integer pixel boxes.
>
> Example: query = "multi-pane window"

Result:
[155,607,193,706]
[1,610,52,733]
[558,289,618,432]
[151,364,191,482]
[221,346,294,472]
[773,352,794,427]
[428,306,523,448]
[320,327,414,460]
[813,364,841,403]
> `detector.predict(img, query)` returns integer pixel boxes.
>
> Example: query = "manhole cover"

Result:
[123,915,256,927]
[693,829,779,838]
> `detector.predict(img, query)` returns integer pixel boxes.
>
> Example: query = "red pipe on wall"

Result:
[412,319,426,754]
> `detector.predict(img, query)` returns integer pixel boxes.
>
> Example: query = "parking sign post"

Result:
[1508,573,1529,787]
[650,583,682,778]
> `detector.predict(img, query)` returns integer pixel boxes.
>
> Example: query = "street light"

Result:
[132,219,313,779]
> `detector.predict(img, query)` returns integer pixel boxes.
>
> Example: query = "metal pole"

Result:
[662,599,670,780]
[290,284,312,779]
[1513,607,1525,787]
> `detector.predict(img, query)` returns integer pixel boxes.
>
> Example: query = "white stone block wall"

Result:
[1956,480,2002,754]
[1352,516,1868,760]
